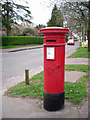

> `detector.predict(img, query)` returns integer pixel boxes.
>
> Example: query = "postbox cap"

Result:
[40,27,69,34]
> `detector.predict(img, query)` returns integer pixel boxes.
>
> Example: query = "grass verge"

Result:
[7,65,88,104]
[0,44,42,49]
[65,75,88,104]
[70,47,89,58]
[65,64,88,73]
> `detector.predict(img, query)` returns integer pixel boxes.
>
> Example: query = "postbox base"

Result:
[44,91,65,111]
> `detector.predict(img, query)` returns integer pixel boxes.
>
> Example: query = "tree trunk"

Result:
[7,1,10,36]
[7,12,9,36]
[88,6,90,52]
[83,26,85,48]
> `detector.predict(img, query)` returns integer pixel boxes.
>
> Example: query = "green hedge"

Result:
[2,35,68,46]
[2,36,43,46]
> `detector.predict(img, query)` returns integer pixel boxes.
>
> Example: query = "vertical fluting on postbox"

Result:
[40,27,69,111]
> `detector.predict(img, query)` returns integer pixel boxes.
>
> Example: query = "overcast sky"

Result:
[17,0,53,26]
[30,0,53,26]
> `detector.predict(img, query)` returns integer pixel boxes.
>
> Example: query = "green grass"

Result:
[8,71,44,99]
[0,44,42,49]
[7,65,88,104]
[70,47,89,58]
[65,75,88,104]
[65,64,88,73]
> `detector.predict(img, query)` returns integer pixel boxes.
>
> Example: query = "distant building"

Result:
[1,23,39,36]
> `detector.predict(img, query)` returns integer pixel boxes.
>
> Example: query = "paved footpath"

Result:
[65,58,88,65]
[1,46,89,119]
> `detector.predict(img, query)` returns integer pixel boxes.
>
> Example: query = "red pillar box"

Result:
[40,27,69,111]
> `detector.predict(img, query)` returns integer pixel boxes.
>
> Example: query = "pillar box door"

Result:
[40,27,69,111]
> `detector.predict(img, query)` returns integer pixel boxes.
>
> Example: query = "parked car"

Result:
[82,40,88,47]
[67,38,75,45]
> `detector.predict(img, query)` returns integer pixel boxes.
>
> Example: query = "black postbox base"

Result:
[43,91,65,111]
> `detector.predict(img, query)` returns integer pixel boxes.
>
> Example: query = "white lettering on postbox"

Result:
[47,47,55,59]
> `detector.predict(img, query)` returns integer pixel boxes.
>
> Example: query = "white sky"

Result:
[17,0,53,26]
[29,0,53,26]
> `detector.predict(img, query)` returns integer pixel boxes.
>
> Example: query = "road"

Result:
[2,41,80,90]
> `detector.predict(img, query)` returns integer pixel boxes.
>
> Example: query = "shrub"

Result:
[2,36,43,46]
[22,28,35,36]
[74,37,78,41]
[65,34,69,42]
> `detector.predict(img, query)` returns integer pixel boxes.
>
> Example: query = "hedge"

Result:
[2,36,43,46]
[2,35,68,46]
